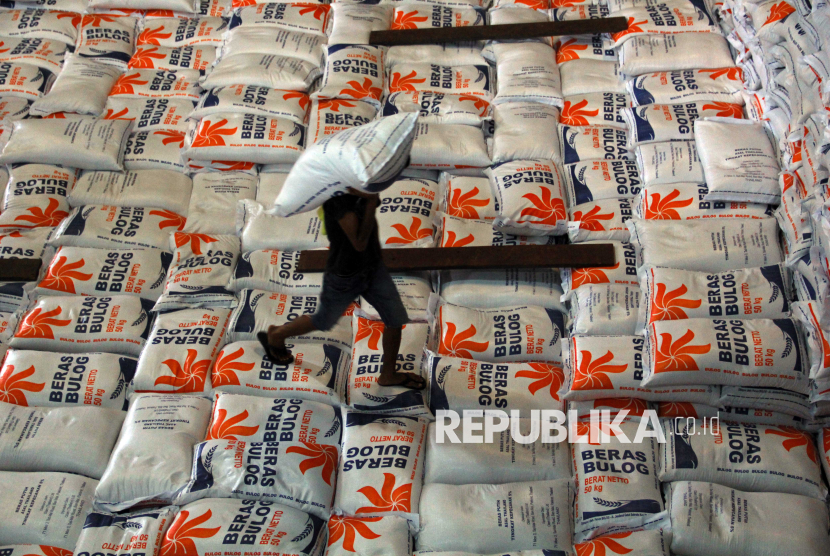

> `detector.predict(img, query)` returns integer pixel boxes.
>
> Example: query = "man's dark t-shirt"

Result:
[323,195,382,276]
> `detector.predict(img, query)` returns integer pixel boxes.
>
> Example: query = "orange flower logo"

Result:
[516,363,565,399]
[356,318,384,351]
[448,186,489,219]
[0,365,45,406]
[151,209,186,230]
[283,91,310,111]
[575,419,621,445]
[285,442,338,485]
[174,232,218,256]
[40,256,93,294]
[211,347,255,387]
[207,409,260,440]
[318,99,356,112]
[702,101,743,118]
[386,217,432,245]
[81,14,119,27]
[600,397,647,416]
[654,329,711,373]
[457,95,490,116]
[611,17,647,42]
[161,509,221,556]
[356,473,412,513]
[576,532,634,556]
[24,547,72,556]
[573,350,627,390]
[570,262,619,290]
[389,71,426,93]
[192,118,237,148]
[519,0,549,8]
[556,38,588,64]
[521,187,567,226]
[17,307,71,339]
[644,189,694,220]
[699,67,742,81]
[439,318,489,358]
[651,283,702,321]
[129,46,166,69]
[208,160,257,171]
[571,205,614,231]
[104,107,130,120]
[327,516,382,552]
[391,10,428,29]
[340,78,382,101]
[138,25,173,46]
[56,12,83,28]
[765,426,817,463]
[442,230,475,247]
[110,72,148,96]
[14,197,68,227]
[154,349,212,393]
[155,130,186,148]
[763,1,795,24]
[658,401,698,418]
[560,99,599,126]
[298,4,330,20]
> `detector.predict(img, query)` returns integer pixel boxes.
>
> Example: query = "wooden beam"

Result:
[296,244,616,272]
[0,258,41,282]
[370,17,628,46]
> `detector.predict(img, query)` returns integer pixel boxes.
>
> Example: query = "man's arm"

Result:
[338,196,379,252]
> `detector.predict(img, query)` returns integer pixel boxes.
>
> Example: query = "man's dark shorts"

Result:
[311,264,409,331]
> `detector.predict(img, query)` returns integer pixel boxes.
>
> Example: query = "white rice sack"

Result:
[94,393,211,511]
[409,122,491,170]
[307,98,377,145]
[793,301,830,381]
[210,339,346,406]
[0,401,124,478]
[433,298,566,364]
[821,428,830,480]
[334,410,427,519]
[387,63,493,101]
[229,3,330,35]
[0,97,30,121]
[128,44,215,73]
[193,85,309,124]
[0,117,131,170]
[0,9,79,45]
[628,67,744,106]
[560,59,625,97]
[160,499,325,556]
[385,44,486,68]
[68,170,192,215]
[0,282,29,313]
[393,5,485,28]
[270,113,418,217]
[564,160,641,206]
[627,218,783,272]
[610,2,718,47]
[376,177,438,248]
[550,5,610,21]
[0,348,135,409]
[694,118,780,205]
[436,212,559,247]
[0,471,96,549]
[560,125,631,165]
[328,3,392,45]
[0,226,52,263]
[237,200,326,252]
[382,90,490,126]
[230,249,322,294]
[132,307,231,394]
[488,4,549,32]
[491,42,562,106]
[90,0,197,12]
[359,274,432,322]
[486,159,568,235]
[312,45,384,108]
[427,351,566,413]
[327,515,411,556]
[29,56,120,117]
[184,113,305,165]
[225,290,352,350]
[667,481,830,556]
[35,246,171,301]
[137,16,226,47]
[491,102,561,164]
[0,38,67,73]
[637,264,791,334]
[109,69,201,101]
[565,283,640,335]
[73,507,177,556]
[439,268,565,311]
[182,172,256,235]
[624,101,744,148]
[199,53,319,91]
[221,26,325,67]
[417,480,573,553]
[51,205,186,251]
[776,185,811,263]
[103,97,194,132]
[76,14,138,68]
[0,312,18,345]
[619,33,734,76]
[345,316,429,416]
[423,419,571,485]
[562,335,720,404]
[441,174,496,220]
[568,197,633,242]
[634,141,704,187]
[0,163,77,232]
[572,417,662,542]
[574,528,670,556]
[556,35,617,65]
[718,386,811,420]
[561,92,629,128]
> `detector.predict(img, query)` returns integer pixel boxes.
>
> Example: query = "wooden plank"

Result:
[296,245,616,272]
[0,258,41,282]
[370,17,628,46]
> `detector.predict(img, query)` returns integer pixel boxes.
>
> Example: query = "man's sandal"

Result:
[380,373,426,391]
[257,332,295,365]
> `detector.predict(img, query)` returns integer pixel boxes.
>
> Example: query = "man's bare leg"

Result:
[377,325,424,388]
[267,315,317,350]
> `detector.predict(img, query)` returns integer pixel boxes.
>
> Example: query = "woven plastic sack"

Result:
[550,5,610,21]
[385,44,486,68]
[793,301,830,381]
[184,113,305,165]
[200,53,319,91]
[629,68,744,106]
[427,351,566,413]
[229,249,322,294]
[221,26,325,67]
[556,34,616,65]
[90,0,197,11]
[0,348,135,409]
[486,159,568,235]
[0,226,52,264]
[307,98,377,145]
[126,138,183,173]
[393,5,484,28]
[229,3,330,35]
[358,273,432,322]
[0,471,96,549]
[211,339,346,405]
[326,515,411,556]
[776,186,811,264]
[634,141,705,187]
[0,401,124,478]
[560,125,631,165]
[821,428,830,481]
[10,294,153,356]
[491,102,561,164]
[193,85,308,123]
[667,481,830,556]
[345,316,429,416]
[312,45,384,108]
[137,16,226,47]
[560,92,629,128]
[128,44,215,72]
[75,14,138,68]
[619,33,734,76]
[376,178,438,248]
[0,164,77,231]
[436,213,559,246]
[567,197,633,242]
[237,200,326,252]
[560,59,625,97]
[28,57,119,116]
[0,97,30,121]
[439,268,565,311]
[68,170,192,215]
[51,205,186,251]
[328,3,392,45]
[410,123,490,171]
[627,218,783,272]
[564,160,641,206]
[383,91,490,126]
[109,69,201,101]
[440,174,497,220]
[417,480,573,553]
[718,386,811,420]
[334,410,427,520]
[104,97,194,131]
[0,10,78,45]
[610,2,718,48]
[0,38,67,73]
[0,311,17,345]
[74,507,177,556]
[575,528,670,556]
[94,393,211,511]
[565,283,640,335]
[623,101,744,148]
[491,42,562,106]
[182,172,256,235]
[387,63,493,100]
[0,118,131,170]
